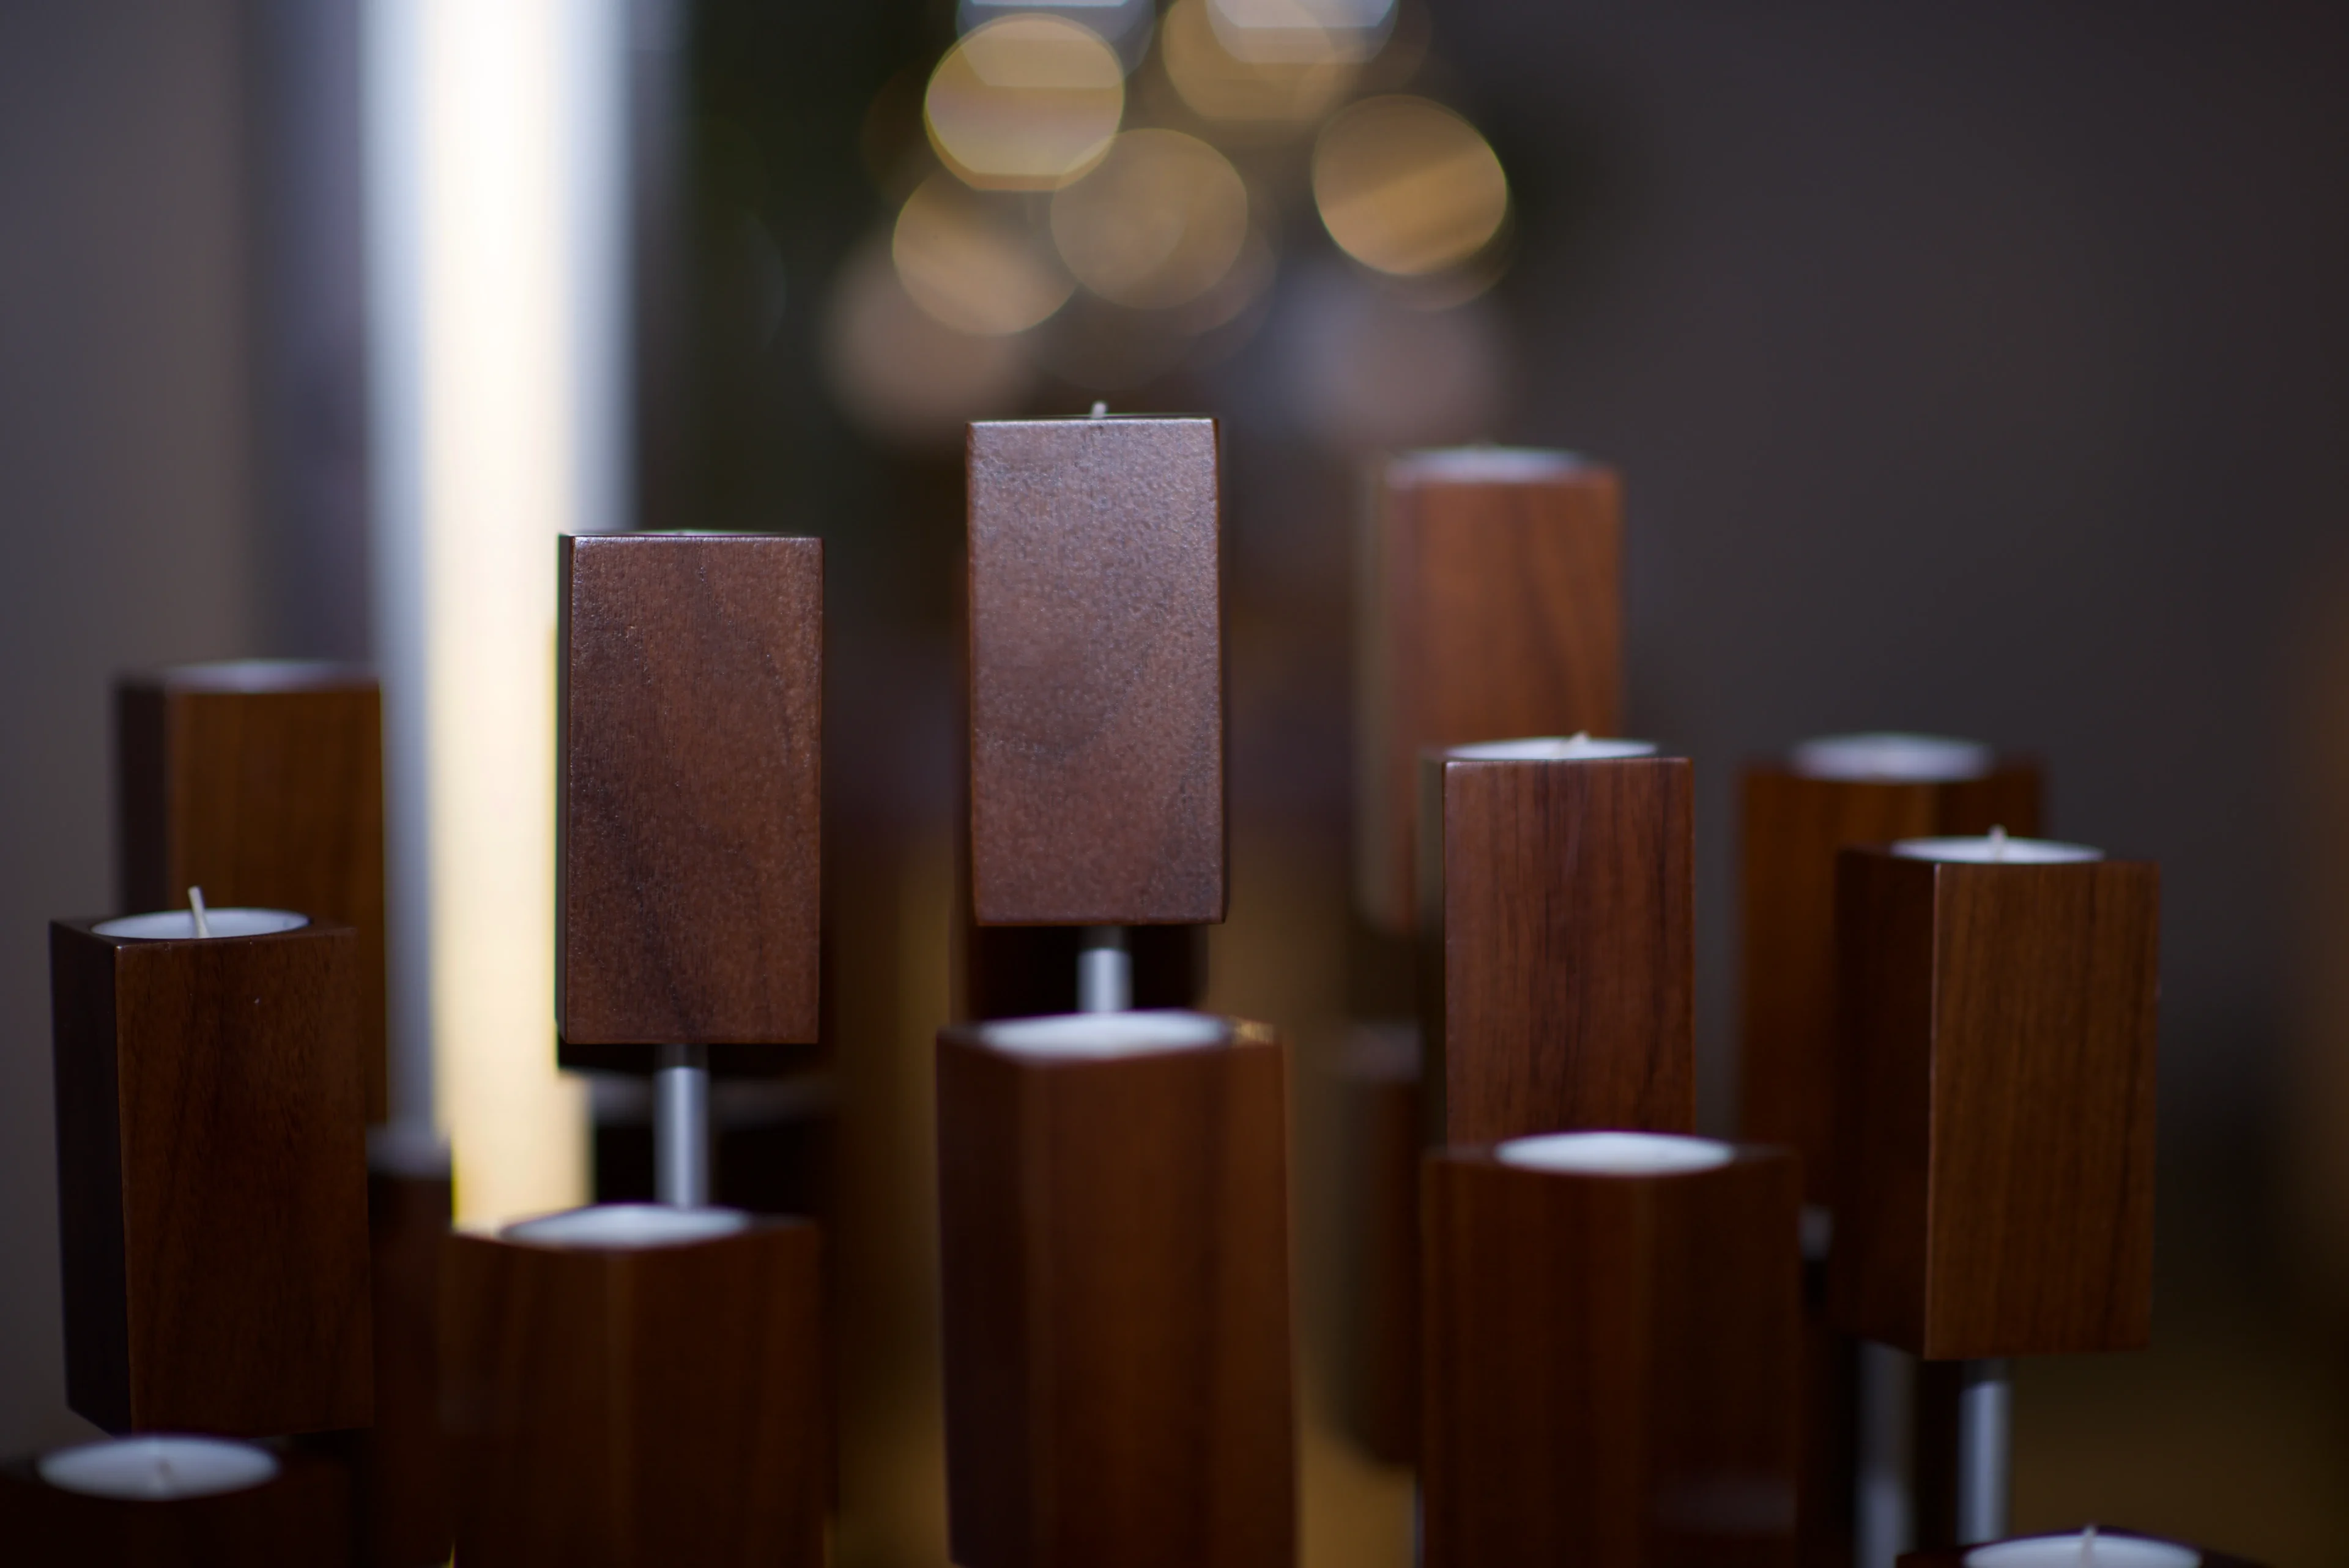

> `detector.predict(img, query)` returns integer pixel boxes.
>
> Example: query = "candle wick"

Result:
[1089,401,1108,419]
[188,886,212,940]
[2082,1522,2098,1564]
[1569,730,1589,745]
[1988,825,2009,864]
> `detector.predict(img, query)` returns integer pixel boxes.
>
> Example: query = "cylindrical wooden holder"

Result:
[1354,449,1622,936]
[964,417,1226,929]
[0,1441,351,1567]
[1739,748,2041,1206]
[1421,1135,1802,1567]
[1419,741,1694,1142]
[50,915,370,1436]
[115,660,388,1119]
[557,533,824,1069]
[1828,845,2159,1358]
[354,1131,453,1566]
[1900,1531,2263,1566]
[440,1208,825,1567]
[936,1012,1293,1568]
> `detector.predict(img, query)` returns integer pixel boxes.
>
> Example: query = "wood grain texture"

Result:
[1422,1145,1802,1567]
[966,418,1226,926]
[1739,763,2041,1205]
[50,919,371,1436]
[0,1447,351,1567]
[1422,752,1694,1143]
[1828,849,2160,1359]
[1900,1534,2262,1567]
[116,664,387,1121]
[440,1217,825,1568]
[1355,455,1621,934]
[558,533,823,1053]
[936,1017,1293,1568]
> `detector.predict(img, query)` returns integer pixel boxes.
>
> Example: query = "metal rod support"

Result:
[1855,1341,1915,1568]
[1955,1357,2012,1545]
[653,1043,710,1206]
[1077,926,1130,1013]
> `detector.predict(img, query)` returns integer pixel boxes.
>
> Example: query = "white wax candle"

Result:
[92,909,310,940]
[503,1203,752,1249]
[1893,834,2102,865]
[1967,1533,2200,1568]
[1789,732,1994,783]
[977,1009,1227,1060]
[147,660,373,694]
[37,1435,280,1501]
[1496,1130,1734,1176]
[1389,448,1594,484]
[1447,735,1658,762]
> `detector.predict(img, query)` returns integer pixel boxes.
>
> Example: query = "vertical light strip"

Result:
[368,0,628,1222]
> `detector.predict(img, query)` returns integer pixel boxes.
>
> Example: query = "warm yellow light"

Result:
[1312,95,1508,277]
[892,174,1072,335]
[826,234,1037,447]
[1160,0,1355,128]
[925,15,1126,191]
[1208,0,1393,64]
[1050,130,1250,310]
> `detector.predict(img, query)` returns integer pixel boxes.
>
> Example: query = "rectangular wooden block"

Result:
[0,1446,351,1567]
[1828,848,2159,1358]
[937,1014,1293,1568]
[966,417,1225,926]
[1355,451,1622,934]
[1422,1141,1802,1567]
[116,661,387,1121]
[357,1143,453,1568]
[441,1214,825,1568]
[50,918,371,1436]
[558,533,823,1053]
[1739,762,2040,1205]
[1336,1024,1423,1466]
[1421,748,1694,1143]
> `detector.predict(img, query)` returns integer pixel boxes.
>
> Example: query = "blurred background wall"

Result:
[4,0,2349,1559]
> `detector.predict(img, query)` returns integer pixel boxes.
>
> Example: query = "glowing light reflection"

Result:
[1050,130,1249,310]
[925,15,1126,191]
[1312,95,1508,277]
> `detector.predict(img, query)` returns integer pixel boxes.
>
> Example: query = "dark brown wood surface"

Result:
[50,918,371,1436]
[0,1447,352,1567]
[936,1016,1293,1568]
[117,663,387,1121]
[1421,751,1694,1143]
[1337,1025,1423,1465]
[440,1216,825,1567]
[1828,848,2160,1358]
[1421,1143,1802,1567]
[1901,1533,2263,1566]
[357,1156,451,1567]
[1355,454,1621,935]
[966,417,1225,926]
[1739,763,2041,1206]
[558,533,823,1055]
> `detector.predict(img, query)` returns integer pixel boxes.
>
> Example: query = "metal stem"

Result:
[1955,1358,2012,1544]
[1855,1340,1915,1567]
[1077,926,1130,1013]
[653,1043,710,1206]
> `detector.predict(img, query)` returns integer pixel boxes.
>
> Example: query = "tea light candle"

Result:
[1967,1531,2200,1568]
[976,1009,1228,1060]
[36,1435,280,1501]
[1789,732,1994,782]
[1494,1129,1732,1176]
[1446,733,1657,762]
[91,908,310,940]
[503,1203,752,1249]
[1894,830,2102,864]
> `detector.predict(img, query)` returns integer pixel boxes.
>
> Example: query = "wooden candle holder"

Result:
[1337,1024,1423,1465]
[937,1013,1293,1568]
[1739,756,2041,1206]
[50,916,370,1436]
[1899,1532,2263,1566]
[116,661,387,1119]
[1419,743,1694,1143]
[557,533,823,1066]
[440,1210,825,1567]
[1421,1136,1802,1567]
[357,1135,453,1567]
[0,1444,351,1567]
[1828,846,2159,1358]
[1355,451,1622,935]
[965,417,1225,927]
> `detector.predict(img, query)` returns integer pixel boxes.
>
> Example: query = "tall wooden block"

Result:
[116,661,387,1120]
[1356,450,1622,934]
[1420,741,1694,1143]
[441,1209,825,1568]
[966,417,1225,926]
[937,1013,1293,1568]
[1829,845,2159,1359]
[1901,1531,2262,1566]
[1422,1135,1802,1567]
[558,533,823,1058]
[0,1442,351,1567]
[1337,1024,1423,1465]
[50,916,370,1436]
[1740,746,2041,1205]
[355,1136,453,1567]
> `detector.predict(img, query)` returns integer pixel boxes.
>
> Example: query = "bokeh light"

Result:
[893,174,1073,335]
[825,236,1036,447]
[1312,95,1508,276]
[1160,0,1356,130]
[924,15,1126,191]
[1208,0,1395,64]
[957,0,1159,75]
[1050,130,1250,310]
